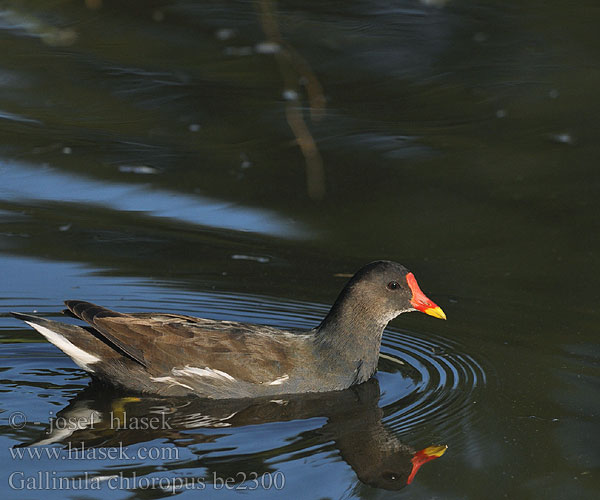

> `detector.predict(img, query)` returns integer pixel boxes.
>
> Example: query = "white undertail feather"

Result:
[25,322,100,372]
[32,406,102,445]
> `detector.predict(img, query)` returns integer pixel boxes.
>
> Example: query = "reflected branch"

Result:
[258,0,326,200]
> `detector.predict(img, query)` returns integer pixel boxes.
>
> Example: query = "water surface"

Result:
[0,0,598,498]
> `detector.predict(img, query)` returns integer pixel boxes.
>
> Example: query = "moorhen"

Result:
[11,261,445,398]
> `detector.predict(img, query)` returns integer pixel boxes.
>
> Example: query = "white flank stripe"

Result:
[268,374,289,385]
[26,322,100,371]
[185,411,239,428]
[173,366,236,382]
[150,376,194,391]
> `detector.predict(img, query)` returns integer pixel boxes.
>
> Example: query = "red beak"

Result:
[407,445,448,485]
[406,273,446,320]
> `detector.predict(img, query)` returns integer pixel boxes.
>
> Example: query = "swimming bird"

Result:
[11,261,445,399]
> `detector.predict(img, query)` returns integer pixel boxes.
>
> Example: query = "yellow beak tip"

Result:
[424,306,447,320]
[423,445,448,457]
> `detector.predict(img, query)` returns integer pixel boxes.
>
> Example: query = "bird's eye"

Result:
[387,281,399,290]
[382,470,400,481]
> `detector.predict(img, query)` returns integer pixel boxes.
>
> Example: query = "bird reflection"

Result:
[19,379,446,491]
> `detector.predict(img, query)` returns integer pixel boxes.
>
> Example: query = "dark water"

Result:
[0,0,598,498]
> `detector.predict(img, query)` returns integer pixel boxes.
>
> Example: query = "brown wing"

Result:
[64,301,301,383]
[65,301,148,367]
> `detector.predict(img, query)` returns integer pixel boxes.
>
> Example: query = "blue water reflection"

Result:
[1,160,307,238]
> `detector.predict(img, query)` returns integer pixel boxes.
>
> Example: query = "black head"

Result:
[356,444,448,490]
[331,261,446,326]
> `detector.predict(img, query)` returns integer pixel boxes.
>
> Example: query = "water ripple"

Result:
[379,328,487,438]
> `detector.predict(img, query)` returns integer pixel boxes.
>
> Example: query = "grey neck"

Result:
[313,298,388,384]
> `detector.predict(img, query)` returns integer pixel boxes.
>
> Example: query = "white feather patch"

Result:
[268,374,289,385]
[172,365,236,382]
[26,321,100,371]
[150,376,194,391]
